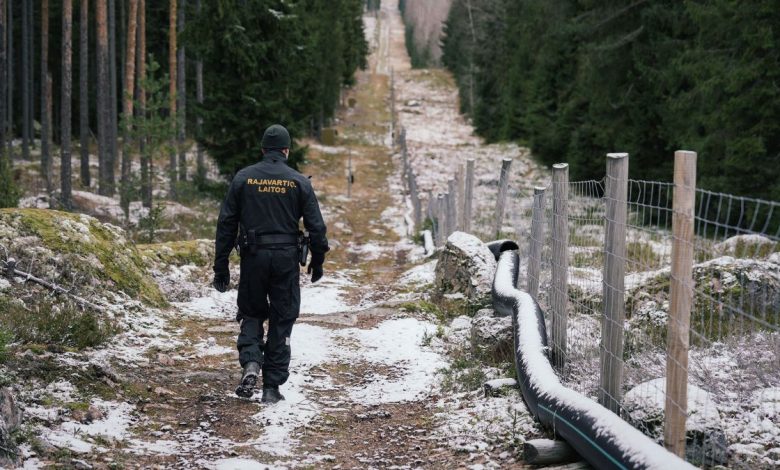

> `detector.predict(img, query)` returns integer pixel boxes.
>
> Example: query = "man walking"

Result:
[213,124,329,403]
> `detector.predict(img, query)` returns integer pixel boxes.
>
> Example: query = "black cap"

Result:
[261,124,291,149]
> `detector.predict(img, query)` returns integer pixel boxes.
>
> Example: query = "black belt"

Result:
[245,232,299,247]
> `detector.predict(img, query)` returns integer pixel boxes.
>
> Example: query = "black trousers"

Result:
[236,245,300,387]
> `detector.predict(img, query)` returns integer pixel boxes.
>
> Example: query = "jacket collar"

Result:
[262,150,287,163]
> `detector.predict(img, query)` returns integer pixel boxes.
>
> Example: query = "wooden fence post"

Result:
[436,193,446,246]
[551,163,569,370]
[527,186,546,297]
[409,171,421,231]
[464,159,475,233]
[456,164,465,230]
[493,158,513,238]
[664,150,697,457]
[447,178,458,235]
[599,153,629,414]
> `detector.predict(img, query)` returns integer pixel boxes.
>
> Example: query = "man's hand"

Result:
[213,272,230,292]
[307,252,325,283]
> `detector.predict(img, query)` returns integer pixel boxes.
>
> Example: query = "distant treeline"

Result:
[441,0,780,201]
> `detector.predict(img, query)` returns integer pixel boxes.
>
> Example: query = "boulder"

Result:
[714,234,777,259]
[471,308,513,359]
[0,388,22,467]
[623,378,729,467]
[434,232,496,304]
[484,378,517,397]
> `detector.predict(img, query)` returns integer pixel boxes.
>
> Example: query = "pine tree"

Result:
[61,0,74,210]
[107,0,117,194]
[194,0,204,182]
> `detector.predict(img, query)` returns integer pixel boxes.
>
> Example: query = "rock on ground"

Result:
[0,388,22,467]
[435,232,496,303]
[623,377,729,466]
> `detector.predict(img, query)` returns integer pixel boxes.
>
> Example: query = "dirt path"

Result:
[14,2,548,469]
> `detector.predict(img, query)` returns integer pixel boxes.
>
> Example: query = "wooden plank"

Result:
[493,158,513,238]
[664,150,697,457]
[524,439,580,466]
[599,153,629,414]
[527,186,546,296]
[464,159,475,233]
[551,163,569,369]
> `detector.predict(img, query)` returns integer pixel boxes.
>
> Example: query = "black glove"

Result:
[307,252,325,283]
[213,272,230,292]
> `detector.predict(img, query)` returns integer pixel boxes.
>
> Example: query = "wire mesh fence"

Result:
[398,117,779,468]
[510,154,780,469]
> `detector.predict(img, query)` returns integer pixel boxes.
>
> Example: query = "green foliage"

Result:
[0,157,21,208]
[185,0,368,177]
[0,298,117,350]
[138,204,166,244]
[0,327,12,363]
[442,0,780,202]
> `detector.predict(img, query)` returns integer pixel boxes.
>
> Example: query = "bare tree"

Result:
[79,0,90,187]
[61,0,74,210]
[21,0,29,160]
[195,0,204,181]
[0,0,5,164]
[96,0,111,195]
[137,0,151,207]
[176,0,186,181]
[5,0,12,159]
[107,0,116,194]
[120,0,138,216]
[41,0,51,194]
[168,0,177,198]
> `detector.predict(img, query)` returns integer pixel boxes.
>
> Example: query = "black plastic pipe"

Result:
[490,244,695,470]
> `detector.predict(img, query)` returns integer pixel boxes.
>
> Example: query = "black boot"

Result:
[235,361,260,398]
[261,386,285,404]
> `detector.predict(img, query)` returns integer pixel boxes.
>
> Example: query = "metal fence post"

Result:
[464,159,475,233]
[493,158,513,238]
[599,153,629,414]
[527,186,546,297]
[665,150,697,457]
[551,163,569,370]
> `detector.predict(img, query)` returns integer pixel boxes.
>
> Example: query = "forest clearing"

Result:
[0,1,777,469]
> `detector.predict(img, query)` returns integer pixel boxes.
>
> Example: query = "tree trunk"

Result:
[107,0,116,194]
[176,0,185,182]
[195,0,204,181]
[41,0,51,194]
[5,0,11,159]
[120,0,137,217]
[27,0,32,150]
[96,0,110,195]
[168,0,177,198]
[61,0,73,210]
[137,0,150,208]
[0,0,5,165]
[21,0,29,160]
[79,0,90,187]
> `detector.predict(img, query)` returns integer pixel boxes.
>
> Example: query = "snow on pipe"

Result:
[490,243,696,470]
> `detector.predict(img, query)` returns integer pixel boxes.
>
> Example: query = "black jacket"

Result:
[214,150,329,275]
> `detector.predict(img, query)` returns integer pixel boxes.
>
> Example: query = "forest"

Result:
[440,0,780,201]
[0,0,368,210]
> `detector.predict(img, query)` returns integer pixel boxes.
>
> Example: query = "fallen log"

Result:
[524,439,580,465]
